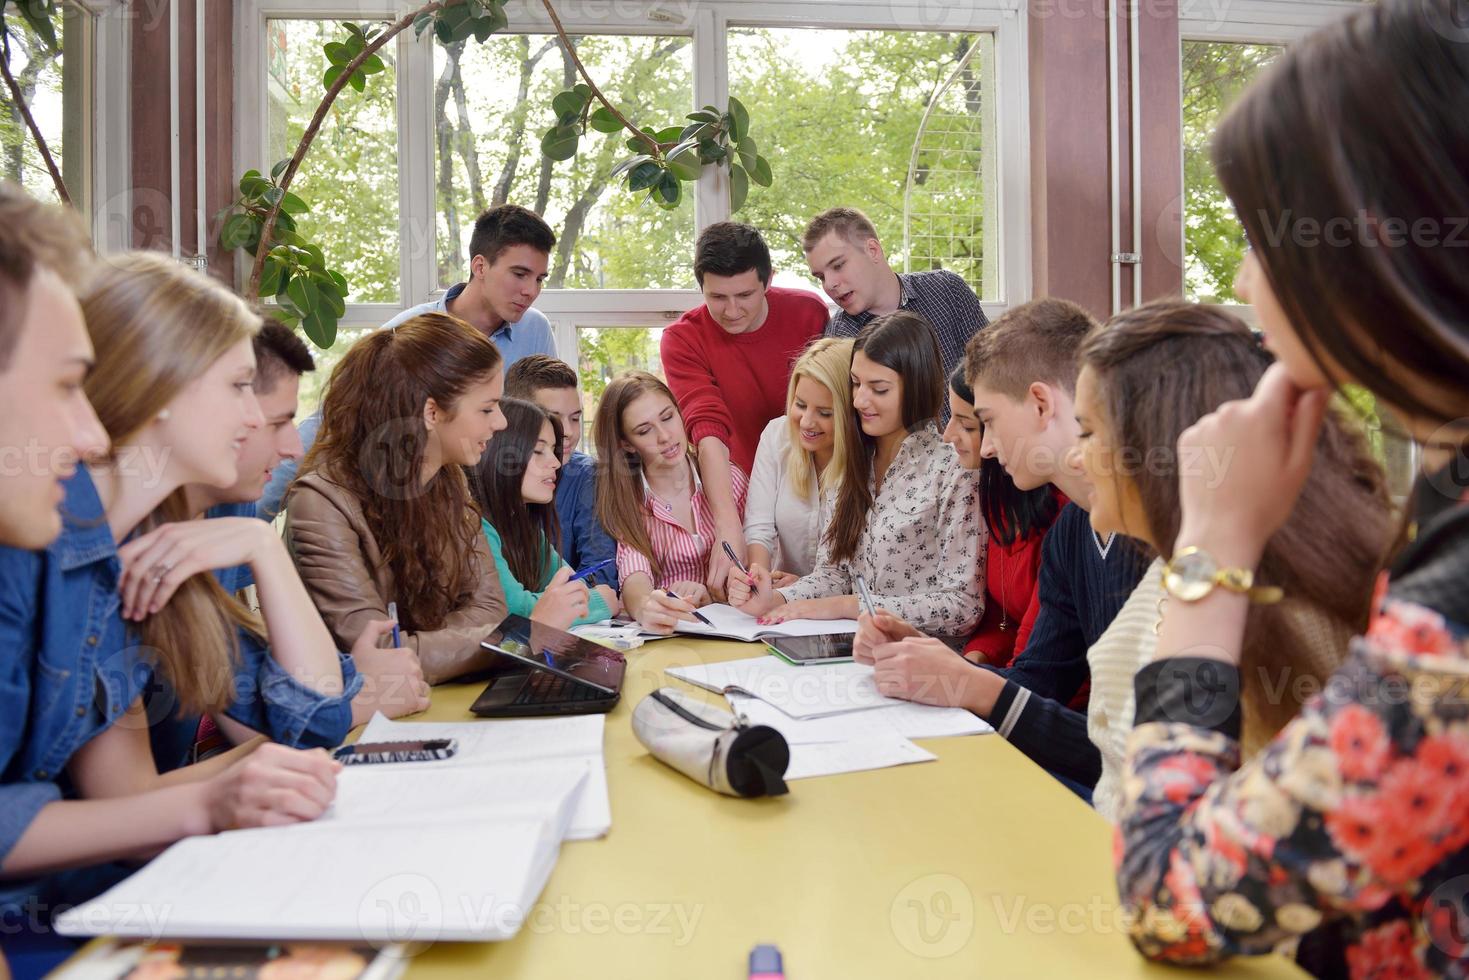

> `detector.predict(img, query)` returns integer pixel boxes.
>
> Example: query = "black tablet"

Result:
[764,633,856,666]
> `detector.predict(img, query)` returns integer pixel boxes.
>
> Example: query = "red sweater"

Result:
[965,490,1069,669]
[660,286,829,473]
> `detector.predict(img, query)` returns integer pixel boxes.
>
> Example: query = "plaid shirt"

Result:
[826,269,989,382]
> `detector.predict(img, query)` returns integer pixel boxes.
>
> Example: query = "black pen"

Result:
[721,540,760,596]
[658,588,715,627]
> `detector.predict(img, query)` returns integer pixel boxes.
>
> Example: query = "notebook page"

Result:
[727,695,994,743]
[784,736,937,779]
[666,657,907,718]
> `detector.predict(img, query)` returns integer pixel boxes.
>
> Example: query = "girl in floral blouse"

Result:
[1113,1,1469,976]
[732,311,985,644]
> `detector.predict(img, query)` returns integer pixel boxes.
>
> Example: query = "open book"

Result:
[55,760,590,943]
[671,603,859,642]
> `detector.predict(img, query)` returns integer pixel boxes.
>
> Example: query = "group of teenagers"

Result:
[2,1,1468,975]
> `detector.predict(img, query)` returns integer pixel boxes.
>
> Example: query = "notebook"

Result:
[671,603,860,643]
[55,766,589,943]
[666,655,905,719]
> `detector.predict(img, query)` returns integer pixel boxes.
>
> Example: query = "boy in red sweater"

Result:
[660,222,829,597]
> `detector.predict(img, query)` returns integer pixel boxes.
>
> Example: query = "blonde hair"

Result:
[82,251,263,714]
[802,207,879,253]
[784,337,856,502]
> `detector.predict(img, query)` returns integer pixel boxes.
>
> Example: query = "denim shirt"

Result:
[555,452,619,590]
[148,501,364,772]
[0,468,155,919]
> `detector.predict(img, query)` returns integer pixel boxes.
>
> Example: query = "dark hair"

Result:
[693,221,772,286]
[467,204,556,267]
[950,364,1060,547]
[965,298,1099,399]
[826,310,945,563]
[253,320,316,395]
[505,353,578,399]
[0,182,93,369]
[1080,301,1393,740]
[300,313,502,632]
[470,398,563,589]
[1213,0,1469,436]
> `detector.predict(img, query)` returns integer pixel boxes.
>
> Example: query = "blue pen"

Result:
[569,558,614,584]
[387,601,402,647]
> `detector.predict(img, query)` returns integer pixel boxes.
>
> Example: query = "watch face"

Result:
[1165,548,1218,602]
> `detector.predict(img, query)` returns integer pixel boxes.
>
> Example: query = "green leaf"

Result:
[324,42,353,66]
[471,2,507,40]
[359,54,386,75]
[239,170,269,198]
[625,129,658,153]
[344,32,365,57]
[287,276,321,317]
[686,109,721,124]
[656,172,682,208]
[275,287,302,320]
[698,140,727,165]
[317,281,346,318]
[272,227,305,248]
[750,154,773,188]
[610,154,654,181]
[16,1,58,53]
[540,125,580,162]
[552,89,589,120]
[279,191,310,216]
[728,96,750,145]
[348,71,366,94]
[414,11,436,38]
[435,5,472,43]
[262,186,285,208]
[737,136,758,173]
[344,22,366,41]
[653,126,685,144]
[258,259,284,298]
[572,83,591,99]
[729,163,749,213]
[589,107,623,134]
[667,149,701,182]
[628,161,663,192]
[274,211,297,234]
[328,270,350,295]
[219,213,254,251]
[302,244,326,269]
[270,158,291,182]
[323,65,346,92]
[301,307,337,350]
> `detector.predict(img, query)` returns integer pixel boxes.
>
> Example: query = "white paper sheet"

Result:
[356,714,610,839]
[672,603,861,642]
[727,694,994,743]
[784,736,938,779]
[666,656,906,718]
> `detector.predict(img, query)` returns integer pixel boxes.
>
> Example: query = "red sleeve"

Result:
[659,316,732,449]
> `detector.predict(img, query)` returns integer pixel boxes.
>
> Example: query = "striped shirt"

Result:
[616,458,750,590]
[826,269,989,383]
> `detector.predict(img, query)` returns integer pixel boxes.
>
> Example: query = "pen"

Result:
[658,588,715,627]
[387,601,402,647]
[568,558,614,583]
[749,944,784,980]
[721,540,760,596]
[854,575,876,618]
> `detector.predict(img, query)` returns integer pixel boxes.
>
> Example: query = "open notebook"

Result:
[55,762,590,943]
[670,603,859,643]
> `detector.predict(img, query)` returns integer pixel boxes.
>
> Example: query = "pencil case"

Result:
[632,687,790,797]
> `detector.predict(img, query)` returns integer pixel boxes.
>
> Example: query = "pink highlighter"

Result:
[748,944,784,980]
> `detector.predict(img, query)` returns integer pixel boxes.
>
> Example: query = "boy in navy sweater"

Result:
[854,298,1145,796]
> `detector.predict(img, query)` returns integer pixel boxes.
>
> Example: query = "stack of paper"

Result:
[667,656,994,780]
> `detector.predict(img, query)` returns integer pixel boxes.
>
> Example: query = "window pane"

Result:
[436,35,694,290]
[1181,40,1281,303]
[577,326,663,451]
[266,19,400,303]
[2,6,69,203]
[728,29,998,299]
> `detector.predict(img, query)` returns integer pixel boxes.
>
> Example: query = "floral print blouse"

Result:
[1115,482,1469,979]
[778,422,985,642]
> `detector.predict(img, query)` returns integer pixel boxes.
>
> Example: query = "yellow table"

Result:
[391,637,1303,979]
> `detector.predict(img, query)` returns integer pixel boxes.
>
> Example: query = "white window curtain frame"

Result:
[236,0,1030,354]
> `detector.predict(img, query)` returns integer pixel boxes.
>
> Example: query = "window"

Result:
[1180,39,1280,303]
[265,17,401,304]
[576,325,665,451]
[1,3,86,206]
[727,28,997,299]
[435,34,695,291]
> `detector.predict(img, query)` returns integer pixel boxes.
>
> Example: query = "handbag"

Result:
[631,687,790,797]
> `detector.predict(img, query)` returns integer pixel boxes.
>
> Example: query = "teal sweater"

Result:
[481,519,612,627]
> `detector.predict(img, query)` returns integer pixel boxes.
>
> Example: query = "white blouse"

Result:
[778,422,985,642]
[1087,558,1163,822]
[743,417,827,577]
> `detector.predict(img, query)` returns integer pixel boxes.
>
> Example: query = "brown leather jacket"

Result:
[283,467,507,684]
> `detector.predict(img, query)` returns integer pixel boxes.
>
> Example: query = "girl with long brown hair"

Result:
[286,312,509,685]
[734,311,985,644]
[0,252,347,938]
[1113,1,1469,973]
[594,370,748,633]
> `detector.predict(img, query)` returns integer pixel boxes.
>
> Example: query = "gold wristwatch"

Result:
[1161,546,1283,604]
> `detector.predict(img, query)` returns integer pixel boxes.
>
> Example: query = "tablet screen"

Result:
[765,633,856,665]
[481,614,627,692]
